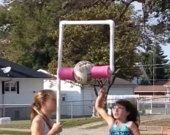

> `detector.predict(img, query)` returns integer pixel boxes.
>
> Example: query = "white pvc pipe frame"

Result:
[56,20,115,123]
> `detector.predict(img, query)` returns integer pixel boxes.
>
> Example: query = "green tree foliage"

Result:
[1,0,63,69]
[140,44,169,84]
[154,45,169,80]
[165,63,170,79]
[0,0,140,79]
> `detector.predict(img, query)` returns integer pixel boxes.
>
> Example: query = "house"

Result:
[0,58,52,120]
[134,80,170,95]
[134,81,170,115]
[43,74,137,117]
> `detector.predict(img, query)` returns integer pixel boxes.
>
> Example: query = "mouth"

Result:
[114,113,119,117]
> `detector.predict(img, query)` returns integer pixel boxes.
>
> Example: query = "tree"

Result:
[154,44,169,80]
[1,0,63,69]
[140,44,169,84]
[0,6,10,57]
[0,0,140,79]
[165,63,170,79]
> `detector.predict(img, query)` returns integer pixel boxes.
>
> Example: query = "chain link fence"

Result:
[0,95,170,120]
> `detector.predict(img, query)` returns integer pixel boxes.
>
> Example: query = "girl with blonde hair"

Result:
[30,90,62,135]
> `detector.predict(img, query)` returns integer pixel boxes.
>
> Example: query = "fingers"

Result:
[100,87,106,92]
[57,122,63,128]
[99,88,106,95]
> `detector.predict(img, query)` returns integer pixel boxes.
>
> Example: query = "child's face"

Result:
[44,95,56,113]
[112,104,129,121]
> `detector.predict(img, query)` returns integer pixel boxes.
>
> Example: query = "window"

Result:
[4,82,10,92]
[2,81,19,93]
[11,82,17,92]
[61,94,66,101]
[62,96,66,101]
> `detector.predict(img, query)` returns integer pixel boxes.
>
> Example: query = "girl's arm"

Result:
[95,88,114,128]
[129,122,140,135]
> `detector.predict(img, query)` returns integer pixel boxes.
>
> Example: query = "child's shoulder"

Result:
[31,115,45,131]
[126,121,137,128]
[32,115,44,124]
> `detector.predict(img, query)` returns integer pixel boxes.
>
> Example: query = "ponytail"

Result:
[30,102,40,122]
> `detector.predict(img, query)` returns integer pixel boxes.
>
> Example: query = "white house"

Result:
[43,73,137,117]
[0,58,52,120]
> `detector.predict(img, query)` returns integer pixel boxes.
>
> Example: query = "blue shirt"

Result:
[109,123,132,135]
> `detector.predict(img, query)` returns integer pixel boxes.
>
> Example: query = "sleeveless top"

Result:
[32,115,53,135]
[43,119,50,135]
[109,123,132,135]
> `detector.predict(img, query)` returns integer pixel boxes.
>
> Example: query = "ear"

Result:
[41,100,46,106]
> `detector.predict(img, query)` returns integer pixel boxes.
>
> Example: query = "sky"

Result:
[0,0,169,60]
[162,45,170,60]
[133,2,170,61]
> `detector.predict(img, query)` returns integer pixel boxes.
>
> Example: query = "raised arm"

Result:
[95,88,113,127]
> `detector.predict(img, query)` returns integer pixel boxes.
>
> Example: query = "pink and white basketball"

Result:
[74,61,94,84]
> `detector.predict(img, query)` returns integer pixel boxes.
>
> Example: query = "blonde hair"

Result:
[30,90,56,122]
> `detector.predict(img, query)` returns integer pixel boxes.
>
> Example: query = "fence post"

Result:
[165,101,167,115]
[137,98,139,112]
[151,96,153,114]
[70,101,73,119]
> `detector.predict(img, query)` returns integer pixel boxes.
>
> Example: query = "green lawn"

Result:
[0,117,102,134]
[0,131,30,135]
[0,117,169,135]
[0,117,101,129]
[0,120,30,129]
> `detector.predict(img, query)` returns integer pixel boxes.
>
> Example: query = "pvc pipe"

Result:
[56,20,115,129]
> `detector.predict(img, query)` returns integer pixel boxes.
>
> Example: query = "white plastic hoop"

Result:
[56,20,115,125]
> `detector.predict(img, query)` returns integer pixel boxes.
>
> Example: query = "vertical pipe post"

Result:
[56,22,64,124]
[109,20,115,73]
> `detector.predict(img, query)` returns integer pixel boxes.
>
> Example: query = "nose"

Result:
[113,107,119,112]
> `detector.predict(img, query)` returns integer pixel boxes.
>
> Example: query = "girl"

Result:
[95,88,140,135]
[30,90,63,135]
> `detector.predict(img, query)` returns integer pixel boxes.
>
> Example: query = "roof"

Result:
[0,58,52,78]
[134,85,167,93]
[114,78,135,85]
[134,80,170,93]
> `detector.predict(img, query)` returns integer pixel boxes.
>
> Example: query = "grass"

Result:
[0,131,30,135]
[0,117,169,135]
[0,120,30,129]
[0,117,101,129]
[0,117,101,134]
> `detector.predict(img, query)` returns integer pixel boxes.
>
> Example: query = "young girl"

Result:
[95,88,140,135]
[30,90,63,135]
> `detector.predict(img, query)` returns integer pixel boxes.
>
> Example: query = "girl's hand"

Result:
[49,123,63,135]
[96,87,107,109]
[98,88,107,99]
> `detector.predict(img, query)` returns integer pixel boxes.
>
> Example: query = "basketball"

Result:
[74,61,94,84]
